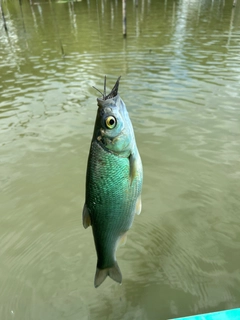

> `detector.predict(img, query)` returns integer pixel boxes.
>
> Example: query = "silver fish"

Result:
[83,76,143,287]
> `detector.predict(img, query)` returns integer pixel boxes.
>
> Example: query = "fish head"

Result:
[93,78,135,157]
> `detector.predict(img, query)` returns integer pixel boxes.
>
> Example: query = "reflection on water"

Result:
[1,0,240,319]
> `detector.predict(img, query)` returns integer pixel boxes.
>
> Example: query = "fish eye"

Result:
[105,116,117,129]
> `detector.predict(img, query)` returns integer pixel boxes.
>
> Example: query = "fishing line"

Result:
[0,1,21,71]
[92,76,106,99]
[18,0,28,50]
[49,0,65,57]
[92,85,104,98]
[95,0,104,76]
[92,76,121,100]
[0,0,8,32]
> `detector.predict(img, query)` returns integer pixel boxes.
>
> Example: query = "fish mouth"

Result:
[93,76,121,102]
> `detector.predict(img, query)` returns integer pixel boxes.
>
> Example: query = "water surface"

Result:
[1,0,240,319]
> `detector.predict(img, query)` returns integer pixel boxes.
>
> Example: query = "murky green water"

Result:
[1,0,240,319]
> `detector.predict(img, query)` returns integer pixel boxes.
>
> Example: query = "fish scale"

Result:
[87,140,138,222]
[87,141,140,269]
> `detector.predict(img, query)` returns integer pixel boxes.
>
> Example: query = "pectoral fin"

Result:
[82,203,91,229]
[129,153,139,185]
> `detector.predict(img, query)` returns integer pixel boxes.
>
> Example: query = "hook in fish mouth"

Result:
[92,76,121,100]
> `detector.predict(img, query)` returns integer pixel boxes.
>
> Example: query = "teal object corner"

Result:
[172,308,240,320]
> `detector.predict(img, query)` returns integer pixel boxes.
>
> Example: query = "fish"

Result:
[82,76,143,288]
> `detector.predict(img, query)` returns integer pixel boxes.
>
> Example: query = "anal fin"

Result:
[118,232,128,247]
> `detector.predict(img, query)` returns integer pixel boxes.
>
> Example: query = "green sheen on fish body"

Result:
[83,77,143,288]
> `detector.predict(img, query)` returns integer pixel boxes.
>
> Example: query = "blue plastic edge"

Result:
[171,308,240,320]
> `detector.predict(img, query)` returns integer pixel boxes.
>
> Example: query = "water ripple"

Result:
[1,0,240,319]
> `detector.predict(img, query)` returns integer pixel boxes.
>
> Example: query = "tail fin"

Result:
[94,261,122,288]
